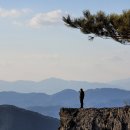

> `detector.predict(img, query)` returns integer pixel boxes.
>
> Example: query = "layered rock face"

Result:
[59,107,130,130]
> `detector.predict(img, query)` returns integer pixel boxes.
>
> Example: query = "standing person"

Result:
[80,88,85,108]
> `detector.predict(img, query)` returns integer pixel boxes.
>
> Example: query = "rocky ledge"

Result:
[59,107,130,130]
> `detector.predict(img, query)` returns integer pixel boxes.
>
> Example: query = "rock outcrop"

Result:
[59,107,130,130]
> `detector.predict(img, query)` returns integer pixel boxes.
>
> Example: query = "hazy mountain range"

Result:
[110,78,130,89]
[0,105,59,130]
[0,78,130,118]
[0,88,130,118]
[0,77,130,94]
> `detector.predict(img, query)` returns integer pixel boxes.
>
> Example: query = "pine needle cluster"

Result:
[63,10,130,44]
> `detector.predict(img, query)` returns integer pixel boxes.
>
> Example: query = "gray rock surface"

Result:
[59,107,130,130]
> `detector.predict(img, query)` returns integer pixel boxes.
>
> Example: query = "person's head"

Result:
[80,88,83,91]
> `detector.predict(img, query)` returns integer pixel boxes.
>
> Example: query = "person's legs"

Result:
[80,99,81,108]
[81,100,83,108]
[80,98,83,108]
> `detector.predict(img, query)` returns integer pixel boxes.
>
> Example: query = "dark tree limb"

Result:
[63,10,130,44]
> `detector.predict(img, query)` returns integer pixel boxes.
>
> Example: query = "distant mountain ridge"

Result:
[0,88,129,107]
[28,105,61,119]
[0,88,130,118]
[109,78,130,89]
[0,77,130,118]
[0,77,128,94]
[0,105,59,130]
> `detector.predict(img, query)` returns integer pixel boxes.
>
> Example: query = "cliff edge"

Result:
[59,107,130,130]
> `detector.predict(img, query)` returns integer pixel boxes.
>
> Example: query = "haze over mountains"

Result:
[0,77,130,94]
[110,78,130,89]
[0,88,130,118]
[0,77,130,118]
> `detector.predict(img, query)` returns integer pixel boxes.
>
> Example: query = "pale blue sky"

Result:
[0,0,130,82]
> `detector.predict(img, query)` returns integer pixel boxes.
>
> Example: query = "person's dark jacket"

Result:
[80,90,84,100]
